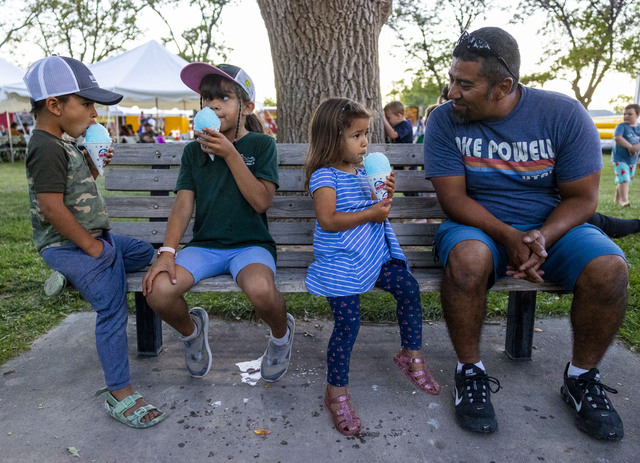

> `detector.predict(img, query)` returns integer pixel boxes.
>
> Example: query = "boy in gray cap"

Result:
[24,55,164,428]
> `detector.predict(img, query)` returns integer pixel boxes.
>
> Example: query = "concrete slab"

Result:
[0,313,638,462]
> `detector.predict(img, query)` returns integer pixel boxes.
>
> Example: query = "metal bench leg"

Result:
[135,292,163,357]
[505,290,537,360]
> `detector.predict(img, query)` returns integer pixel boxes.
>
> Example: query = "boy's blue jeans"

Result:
[41,232,154,390]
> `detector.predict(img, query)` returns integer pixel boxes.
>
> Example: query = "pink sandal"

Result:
[324,389,361,436]
[394,350,441,395]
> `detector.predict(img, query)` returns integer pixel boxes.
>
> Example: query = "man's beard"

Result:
[451,107,470,124]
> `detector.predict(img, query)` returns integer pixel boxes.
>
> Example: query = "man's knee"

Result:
[444,240,494,290]
[575,254,628,298]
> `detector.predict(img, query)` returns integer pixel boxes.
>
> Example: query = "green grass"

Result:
[0,163,91,363]
[1,156,639,365]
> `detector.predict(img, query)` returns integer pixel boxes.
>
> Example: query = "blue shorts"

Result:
[613,161,636,184]
[435,220,626,291]
[175,246,276,284]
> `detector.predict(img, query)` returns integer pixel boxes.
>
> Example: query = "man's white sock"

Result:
[567,362,590,378]
[457,360,485,373]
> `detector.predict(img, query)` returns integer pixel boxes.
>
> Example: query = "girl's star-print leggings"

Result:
[326,259,422,387]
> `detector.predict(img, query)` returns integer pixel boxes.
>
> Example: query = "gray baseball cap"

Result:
[23,55,123,105]
[180,63,255,102]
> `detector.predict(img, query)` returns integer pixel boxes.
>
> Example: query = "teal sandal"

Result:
[97,388,165,429]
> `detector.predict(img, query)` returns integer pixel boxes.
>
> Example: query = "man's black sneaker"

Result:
[453,364,501,433]
[561,363,623,441]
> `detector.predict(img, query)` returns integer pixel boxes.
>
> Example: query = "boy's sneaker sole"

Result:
[44,271,67,296]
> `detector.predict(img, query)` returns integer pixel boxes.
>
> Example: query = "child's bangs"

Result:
[199,75,236,101]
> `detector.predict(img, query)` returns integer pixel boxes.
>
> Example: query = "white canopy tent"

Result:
[0,57,28,113]
[96,105,192,118]
[88,40,199,139]
[88,40,200,111]
[0,41,200,112]
[0,57,29,162]
[0,41,200,145]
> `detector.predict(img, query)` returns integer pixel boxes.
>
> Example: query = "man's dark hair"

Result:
[453,27,520,94]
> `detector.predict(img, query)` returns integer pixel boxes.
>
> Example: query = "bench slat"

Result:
[105,196,446,219]
[108,143,426,167]
[109,221,441,246]
[105,168,435,193]
[124,268,564,293]
[107,143,184,165]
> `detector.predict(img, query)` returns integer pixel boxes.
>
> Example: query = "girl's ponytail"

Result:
[245,113,264,134]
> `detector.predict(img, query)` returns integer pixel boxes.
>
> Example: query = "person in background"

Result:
[10,122,24,136]
[138,112,149,133]
[438,85,449,104]
[612,104,640,207]
[119,124,135,137]
[384,100,417,195]
[383,100,413,144]
[140,132,156,143]
[139,122,156,143]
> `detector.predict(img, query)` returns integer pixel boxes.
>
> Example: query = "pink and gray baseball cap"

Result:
[23,55,123,105]
[180,63,256,102]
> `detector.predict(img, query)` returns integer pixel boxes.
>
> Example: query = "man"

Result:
[424,27,627,441]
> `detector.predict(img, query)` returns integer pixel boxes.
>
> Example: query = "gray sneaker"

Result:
[261,313,295,382]
[44,270,67,296]
[183,307,212,378]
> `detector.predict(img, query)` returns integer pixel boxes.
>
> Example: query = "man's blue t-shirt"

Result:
[393,119,413,144]
[612,122,640,165]
[423,85,602,226]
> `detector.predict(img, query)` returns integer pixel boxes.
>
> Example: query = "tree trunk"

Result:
[257,0,392,143]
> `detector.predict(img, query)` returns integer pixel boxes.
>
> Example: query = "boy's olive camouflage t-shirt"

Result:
[26,129,110,252]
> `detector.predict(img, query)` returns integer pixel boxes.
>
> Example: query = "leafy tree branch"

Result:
[515,0,640,108]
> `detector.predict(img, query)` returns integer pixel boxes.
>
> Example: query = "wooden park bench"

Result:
[105,142,565,360]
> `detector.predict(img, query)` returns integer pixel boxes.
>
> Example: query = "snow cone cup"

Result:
[367,172,391,200]
[85,142,110,176]
[194,107,221,161]
[363,152,392,200]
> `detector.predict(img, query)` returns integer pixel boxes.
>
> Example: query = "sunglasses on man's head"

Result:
[457,30,517,80]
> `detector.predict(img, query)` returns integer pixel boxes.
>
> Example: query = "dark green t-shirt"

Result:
[175,132,279,260]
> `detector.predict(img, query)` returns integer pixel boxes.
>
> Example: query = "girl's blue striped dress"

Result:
[305,167,408,297]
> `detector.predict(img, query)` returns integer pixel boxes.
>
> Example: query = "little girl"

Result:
[304,98,440,436]
[142,63,295,383]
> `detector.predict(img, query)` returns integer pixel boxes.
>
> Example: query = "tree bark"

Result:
[257,0,392,143]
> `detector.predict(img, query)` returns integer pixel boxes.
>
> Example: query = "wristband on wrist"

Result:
[157,246,177,258]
